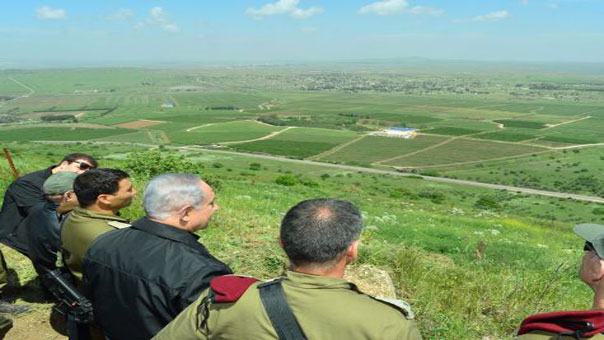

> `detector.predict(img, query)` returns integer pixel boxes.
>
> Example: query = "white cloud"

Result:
[36,6,66,20]
[359,0,408,16]
[407,6,444,15]
[247,0,324,19]
[146,7,180,32]
[472,10,509,22]
[106,8,134,21]
[359,0,444,16]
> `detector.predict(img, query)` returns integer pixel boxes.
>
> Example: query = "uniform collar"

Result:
[73,206,130,222]
[130,217,205,251]
[284,270,354,290]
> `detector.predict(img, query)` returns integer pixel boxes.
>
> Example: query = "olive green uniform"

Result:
[517,331,604,339]
[61,207,129,282]
[154,271,422,340]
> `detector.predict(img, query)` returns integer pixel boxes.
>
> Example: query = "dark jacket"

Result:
[21,201,62,271]
[0,167,53,255]
[82,217,232,340]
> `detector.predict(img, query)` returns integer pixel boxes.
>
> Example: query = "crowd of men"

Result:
[0,153,602,339]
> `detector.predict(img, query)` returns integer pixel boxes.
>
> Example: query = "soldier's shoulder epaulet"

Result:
[371,296,415,320]
[107,221,131,229]
[209,275,260,303]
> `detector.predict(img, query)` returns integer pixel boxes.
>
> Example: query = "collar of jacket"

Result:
[284,270,355,290]
[72,206,130,222]
[130,217,205,251]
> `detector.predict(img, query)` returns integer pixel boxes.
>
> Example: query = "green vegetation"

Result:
[233,127,357,158]
[386,139,547,167]
[1,144,601,340]
[0,126,130,141]
[421,127,481,136]
[494,119,546,129]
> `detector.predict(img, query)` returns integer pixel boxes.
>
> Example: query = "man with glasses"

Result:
[0,153,96,316]
[81,174,232,340]
[517,223,604,339]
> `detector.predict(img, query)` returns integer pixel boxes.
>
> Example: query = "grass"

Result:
[494,120,546,129]
[1,143,600,340]
[473,130,539,142]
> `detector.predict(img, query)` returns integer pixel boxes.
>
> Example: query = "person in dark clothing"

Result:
[82,173,232,340]
[22,171,79,276]
[0,153,97,254]
[0,153,96,328]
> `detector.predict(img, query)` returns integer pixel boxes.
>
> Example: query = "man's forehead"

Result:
[200,181,214,198]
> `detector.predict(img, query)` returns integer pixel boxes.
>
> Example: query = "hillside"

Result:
[0,142,601,339]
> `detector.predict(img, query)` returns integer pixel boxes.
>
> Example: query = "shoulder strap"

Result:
[258,279,307,340]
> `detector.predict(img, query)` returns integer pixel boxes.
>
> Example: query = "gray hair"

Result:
[143,174,205,220]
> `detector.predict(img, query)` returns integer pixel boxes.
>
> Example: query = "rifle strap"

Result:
[258,279,307,340]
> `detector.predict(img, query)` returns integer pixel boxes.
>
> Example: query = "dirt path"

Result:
[543,115,591,129]
[0,77,36,109]
[219,127,294,145]
[307,135,367,161]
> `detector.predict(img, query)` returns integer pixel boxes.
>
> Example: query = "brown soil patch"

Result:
[344,264,397,298]
[115,120,165,129]
[8,307,67,340]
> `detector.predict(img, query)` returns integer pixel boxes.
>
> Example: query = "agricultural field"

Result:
[0,125,131,141]
[233,127,358,158]
[321,135,449,165]
[384,138,548,167]
[167,120,283,145]
[0,66,603,198]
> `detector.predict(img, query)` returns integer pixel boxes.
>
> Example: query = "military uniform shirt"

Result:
[154,270,422,340]
[60,207,129,282]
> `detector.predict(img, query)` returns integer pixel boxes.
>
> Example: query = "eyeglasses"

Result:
[72,160,94,170]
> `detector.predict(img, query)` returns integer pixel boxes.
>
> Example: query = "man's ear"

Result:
[346,240,360,264]
[179,206,192,223]
[63,190,74,202]
[97,194,112,206]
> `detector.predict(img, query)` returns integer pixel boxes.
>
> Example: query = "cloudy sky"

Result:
[2,0,603,66]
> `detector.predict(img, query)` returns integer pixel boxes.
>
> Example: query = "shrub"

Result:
[249,163,262,171]
[275,175,298,186]
[474,196,501,210]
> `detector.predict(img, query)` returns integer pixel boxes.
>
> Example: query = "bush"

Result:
[474,196,501,210]
[249,163,261,171]
[275,175,298,186]
[125,150,203,178]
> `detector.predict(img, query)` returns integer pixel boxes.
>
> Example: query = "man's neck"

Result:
[290,263,346,279]
[84,204,116,216]
[592,288,604,309]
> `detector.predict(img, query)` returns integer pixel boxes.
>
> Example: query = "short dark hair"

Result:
[62,153,98,168]
[280,198,363,267]
[74,168,129,208]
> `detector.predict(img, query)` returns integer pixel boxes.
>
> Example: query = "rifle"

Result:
[39,266,94,324]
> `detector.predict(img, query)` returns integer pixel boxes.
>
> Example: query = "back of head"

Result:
[143,173,205,220]
[74,168,129,208]
[62,153,98,168]
[280,198,363,268]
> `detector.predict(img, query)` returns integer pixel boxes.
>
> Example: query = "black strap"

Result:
[258,279,307,340]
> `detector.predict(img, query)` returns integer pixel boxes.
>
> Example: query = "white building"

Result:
[373,127,417,139]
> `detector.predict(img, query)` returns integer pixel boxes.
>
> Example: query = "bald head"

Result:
[280,198,363,267]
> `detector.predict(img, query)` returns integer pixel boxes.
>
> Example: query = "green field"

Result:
[0,126,130,141]
[167,120,283,145]
[233,127,358,158]
[321,135,449,165]
[385,138,547,167]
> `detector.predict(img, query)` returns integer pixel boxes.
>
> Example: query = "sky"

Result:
[1,0,603,67]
